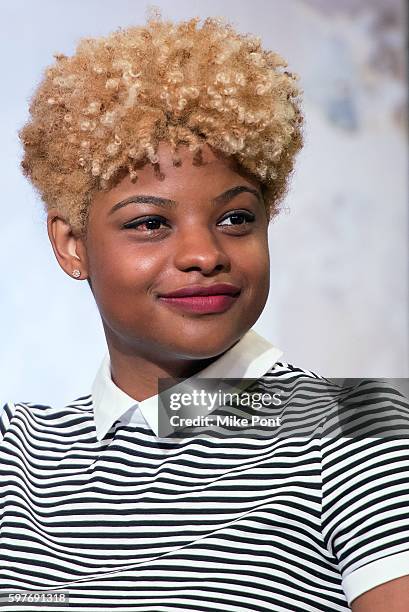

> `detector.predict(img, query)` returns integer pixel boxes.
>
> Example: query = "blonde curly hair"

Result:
[19,11,304,236]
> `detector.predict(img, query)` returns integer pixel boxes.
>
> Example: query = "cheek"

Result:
[251,258,270,300]
[238,241,270,282]
[88,240,161,311]
[240,245,270,305]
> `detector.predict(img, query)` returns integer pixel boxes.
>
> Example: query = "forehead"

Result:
[91,142,261,211]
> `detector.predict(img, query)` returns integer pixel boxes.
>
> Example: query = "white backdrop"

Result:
[1,0,407,408]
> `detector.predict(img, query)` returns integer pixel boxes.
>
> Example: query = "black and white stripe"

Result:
[1,363,409,611]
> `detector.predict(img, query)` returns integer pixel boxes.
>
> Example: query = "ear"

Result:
[46,209,89,280]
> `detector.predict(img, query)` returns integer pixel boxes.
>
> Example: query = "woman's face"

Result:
[79,142,270,365]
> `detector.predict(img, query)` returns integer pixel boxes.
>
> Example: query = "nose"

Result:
[173,226,230,274]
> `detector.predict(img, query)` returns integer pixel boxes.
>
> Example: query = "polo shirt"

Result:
[92,329,284,441]
[1,328,409,612]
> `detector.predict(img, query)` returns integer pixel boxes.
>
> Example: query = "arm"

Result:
[320,379,409,608]
[351,575,409,611]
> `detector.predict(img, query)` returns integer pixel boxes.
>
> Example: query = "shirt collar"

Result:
[92,328,284,441]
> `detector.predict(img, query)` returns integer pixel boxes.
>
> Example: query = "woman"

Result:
[1,13,409,612]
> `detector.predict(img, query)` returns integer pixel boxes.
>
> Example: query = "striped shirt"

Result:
[1,329,409,611]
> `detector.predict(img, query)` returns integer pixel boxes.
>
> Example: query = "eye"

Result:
[121,210,256,233]
[218,210,256,227]
[122,215,169,232]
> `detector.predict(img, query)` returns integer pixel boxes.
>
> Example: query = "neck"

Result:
[105,337,233,403]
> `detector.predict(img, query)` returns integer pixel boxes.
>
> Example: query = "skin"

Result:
[47,142,270,401]
[351,575,409,611]
[47,141,409,610]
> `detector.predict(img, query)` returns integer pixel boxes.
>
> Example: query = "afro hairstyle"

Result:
[19,11,304,236]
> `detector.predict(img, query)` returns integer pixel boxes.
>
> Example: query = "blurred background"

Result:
[0,0,408,407]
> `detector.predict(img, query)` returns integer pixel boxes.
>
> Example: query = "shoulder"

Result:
[258,362,409,449]
[0,401,18,440]
[0,394,93,443]
[265,359,324,378]
[263,362,409,417]
[259,358,340,401]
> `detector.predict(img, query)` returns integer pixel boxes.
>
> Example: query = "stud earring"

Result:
[72,269,81,278]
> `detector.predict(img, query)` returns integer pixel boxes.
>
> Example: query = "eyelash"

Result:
[122,210,256,232]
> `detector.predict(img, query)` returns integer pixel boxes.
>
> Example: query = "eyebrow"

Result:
[109,185,263,215]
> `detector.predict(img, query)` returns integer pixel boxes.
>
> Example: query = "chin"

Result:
[170,328,244,361]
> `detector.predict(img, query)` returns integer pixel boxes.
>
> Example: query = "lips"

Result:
[159,283,241,298]
[158,283,241,314]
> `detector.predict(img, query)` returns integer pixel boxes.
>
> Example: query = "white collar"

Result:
[91,329,284,440]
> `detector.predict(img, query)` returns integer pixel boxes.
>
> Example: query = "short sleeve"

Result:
[0,401,17,442]
[320,380,409,605]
